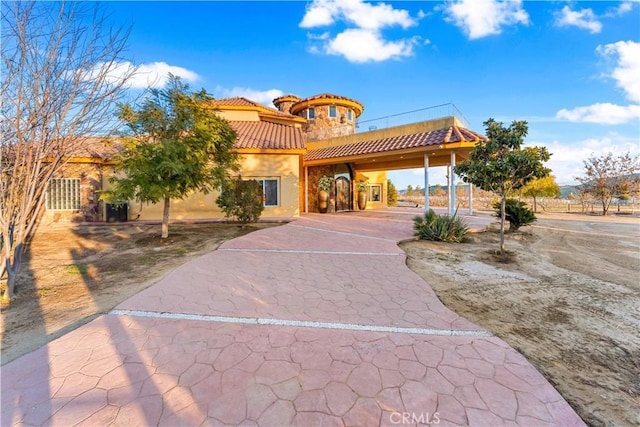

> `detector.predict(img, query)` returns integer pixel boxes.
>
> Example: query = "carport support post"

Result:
[449,151,456,215]
[304,166,309,213]
[423,153,430,213]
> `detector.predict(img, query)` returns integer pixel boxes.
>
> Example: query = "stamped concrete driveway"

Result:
[2,209,585,426]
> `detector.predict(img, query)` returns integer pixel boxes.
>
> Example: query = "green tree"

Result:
[576,151,639,216]
[493,199,537,232]
[387,179,398,206]
[454,119,551,254]
[216,176,264,228]
[520,175,561,212]
[406,185,414,198]
[107,75,239,238]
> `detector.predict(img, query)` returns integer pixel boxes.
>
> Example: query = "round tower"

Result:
[289,93,364,140]
[272,94,301,115]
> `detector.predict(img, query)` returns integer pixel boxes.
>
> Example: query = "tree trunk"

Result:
[162,197,170,238]
[2,242,23,302]
[532,196,537,213]
[499,197,506,255]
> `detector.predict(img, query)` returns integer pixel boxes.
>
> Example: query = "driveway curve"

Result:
[2,209,585,426]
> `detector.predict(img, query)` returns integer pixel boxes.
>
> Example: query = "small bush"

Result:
[413,209,469,242]
[387,179,398,207]
[216,176,264,228]
[493,198,536,232]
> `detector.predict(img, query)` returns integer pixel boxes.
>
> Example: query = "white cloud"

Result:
[300,0,419,30]
[541,135,640,185]
[84,61,200,89]
[556,103,640,125]
[604,0,638,17]
[300,0,339,27]
[215,86,284,106]
[326,29,421,63]
[300,0,424,63]
[556,41,640,125]
[554,6,602,34]
[133,62,200,88]
[442,0,530,39]
[597,40,640,102]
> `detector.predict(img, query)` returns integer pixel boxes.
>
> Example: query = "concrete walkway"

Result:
[2,209,585,426]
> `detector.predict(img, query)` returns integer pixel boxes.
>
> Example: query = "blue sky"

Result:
[102,0,639,188]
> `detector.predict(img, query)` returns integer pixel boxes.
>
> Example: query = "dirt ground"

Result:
[402,212,640,427]
[0,221,279,366]
[1,214,638,427]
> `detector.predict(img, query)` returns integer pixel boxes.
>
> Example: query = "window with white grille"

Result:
[47,178,81,210]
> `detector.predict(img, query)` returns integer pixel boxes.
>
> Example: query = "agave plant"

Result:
[413,209,469,243]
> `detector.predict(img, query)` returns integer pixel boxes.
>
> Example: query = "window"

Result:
[308,108,315,120]
[329,105,337,118]
[47,178,81,210]
[369,184,382,202]
[347,109,353,121]
[254,178,279,207]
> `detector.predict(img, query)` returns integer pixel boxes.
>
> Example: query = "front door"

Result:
[335,177,351,212]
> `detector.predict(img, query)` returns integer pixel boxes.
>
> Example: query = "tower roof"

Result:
[289,93,364,117]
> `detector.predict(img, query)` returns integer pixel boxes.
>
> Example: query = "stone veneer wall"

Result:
[274,99,298,115]
[301,104,357,141]
[40,162,105,224]
[308,165,339,213]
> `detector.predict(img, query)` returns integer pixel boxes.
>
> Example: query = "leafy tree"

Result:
[415,185,423,196]
[387,179,398,206]
[576,151,639,215]
[406,185,414,198]
[454,119,551,254]
[520,175,561,212]
[1,1,132,302]
[216,176,264,228]
[493,199,536,232]
[108,75,240,238]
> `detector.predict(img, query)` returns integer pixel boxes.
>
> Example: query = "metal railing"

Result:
[356,103,471,133]
[304,103,471,141]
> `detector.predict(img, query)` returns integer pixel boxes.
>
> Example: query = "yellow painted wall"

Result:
[102,153,301,221]
[240,153,300,218]
[217,110,260,121]
[355,170,388,209]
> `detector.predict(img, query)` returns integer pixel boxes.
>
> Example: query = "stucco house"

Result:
[42,93,486,224]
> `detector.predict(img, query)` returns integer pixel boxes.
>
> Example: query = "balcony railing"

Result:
[304,103,471,141]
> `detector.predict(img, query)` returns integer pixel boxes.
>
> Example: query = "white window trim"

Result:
[308,108,315,120]
[246,177,280,207]
[328,105,337,118]
[369,183,382,202]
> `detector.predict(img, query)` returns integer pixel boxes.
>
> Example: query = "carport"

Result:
[303,116,487,215]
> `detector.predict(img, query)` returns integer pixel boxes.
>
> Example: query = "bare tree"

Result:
[576,151,640,216]
[1,1,133,302]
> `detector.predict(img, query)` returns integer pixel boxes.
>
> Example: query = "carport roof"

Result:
[304,125,486,161]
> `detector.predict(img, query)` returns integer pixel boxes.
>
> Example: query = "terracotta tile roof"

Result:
[229,121,305,150]
[211,97,297,118]
[74,137,123,159]
[303,93,361,106]
[304,126,486,161]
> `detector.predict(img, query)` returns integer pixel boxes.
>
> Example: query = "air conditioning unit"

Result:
[106,202,128,222]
